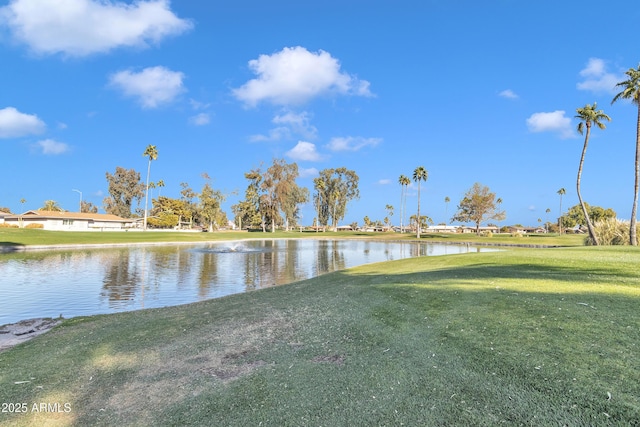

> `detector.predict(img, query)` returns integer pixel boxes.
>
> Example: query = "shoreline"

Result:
[0,318,61,352]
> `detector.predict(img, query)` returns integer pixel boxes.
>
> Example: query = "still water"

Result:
[0,239,495,325]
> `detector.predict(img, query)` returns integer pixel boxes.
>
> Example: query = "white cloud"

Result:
[0,0,192,57]
[526,110,574,139]
[109,66,185,108]
[189,113,210,126]
[326,136,381,152]
[577,58,622,94]
[499,89,518,99]
[189,99,210,110]
[286,141,323,161]
[378,179,391,185]
[35,138,69,154]
[233,46,373,107]
[298,167,319,178]
[250,110,318,142]
[0,107,46,138]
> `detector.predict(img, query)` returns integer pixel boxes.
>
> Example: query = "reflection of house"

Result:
[4,210,135,231]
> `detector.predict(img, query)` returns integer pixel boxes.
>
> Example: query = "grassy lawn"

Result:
[0,245,638,425]
[0,227,586,248]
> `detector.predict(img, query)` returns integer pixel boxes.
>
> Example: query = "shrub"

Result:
[0,223,18,228]
[510,232,524,238]
[478,230,493,237]
[25,223,44,229]
[586,218,630,246]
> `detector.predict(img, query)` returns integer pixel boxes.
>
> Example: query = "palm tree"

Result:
[444,196,450,222]
[412,166,428,238]
[142,145,158,230]
[557,188,566,234]
[612,64,640,246]
[398,175,410,233]
[575,103,611,246]
[40,200,63,211]
[156,179,165,197]
[545,208,551,232]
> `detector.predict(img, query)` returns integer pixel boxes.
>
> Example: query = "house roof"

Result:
[6,210,131,222]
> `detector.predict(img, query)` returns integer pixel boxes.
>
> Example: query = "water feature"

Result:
[0,239,496,325]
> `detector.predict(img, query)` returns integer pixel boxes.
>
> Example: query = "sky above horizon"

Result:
[1,0,639,228]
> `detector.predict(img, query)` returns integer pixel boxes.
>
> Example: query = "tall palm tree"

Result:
[557,188,566,234]
[612,64,640,246]
[398,175,410,233]
[143,144,158,230]
[444,196,450,222]
[156,179,165,197]
[545,208,551,232]
[575,103,611,246]
[412,166,428,238]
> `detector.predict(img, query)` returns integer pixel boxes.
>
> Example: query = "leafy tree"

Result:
[103,167,144,218]
[612,64,640,245]
[398,175,410,233]
[557,188,566,234]
[142,145,158,229]
[451,183,506,233]
[80,200,98,213]
[261,159,309,232]
[199,178,226,232]
[575,103,611,245]
[313,167,359,230]
[179,182,198,228]
[0,207,10,213]
[232,169,264,230]
[409,214,432,232]
[40,200,63,212]
[561,203,616,229]
[148,196,184,228]
[412,166,428,238]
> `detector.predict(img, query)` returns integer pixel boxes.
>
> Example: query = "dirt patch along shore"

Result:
[0,318,61,352]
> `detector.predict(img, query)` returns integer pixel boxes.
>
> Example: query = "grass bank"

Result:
[1,246,638,425]
[0,227,585,248]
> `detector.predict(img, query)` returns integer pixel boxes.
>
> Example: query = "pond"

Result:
[0,239,497,325]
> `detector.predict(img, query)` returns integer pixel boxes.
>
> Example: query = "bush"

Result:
[25,223,44,229]
[0,223,18,228]
[478,230,493,237]
[586,218,630,246]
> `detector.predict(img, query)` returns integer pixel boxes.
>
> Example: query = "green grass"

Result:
[0,227,585,248]
[1,245,638,426]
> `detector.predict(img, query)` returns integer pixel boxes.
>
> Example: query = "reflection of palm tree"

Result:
[557,188,566,234]
[398,175,410,233]
[412,166,428,238]
[575,103,610,245]
[612,65,640,245]
[143,145,158,230]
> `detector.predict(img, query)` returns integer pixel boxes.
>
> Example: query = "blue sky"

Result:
[1,0,638,227]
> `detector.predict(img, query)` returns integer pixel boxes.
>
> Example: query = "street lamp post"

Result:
[72,189,82,212]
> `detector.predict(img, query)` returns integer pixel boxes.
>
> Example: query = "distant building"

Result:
[4,210,136,231]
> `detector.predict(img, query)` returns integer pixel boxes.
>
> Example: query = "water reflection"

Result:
[0,239,497,325]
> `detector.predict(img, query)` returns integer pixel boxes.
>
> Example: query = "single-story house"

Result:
[4,210,136,231]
